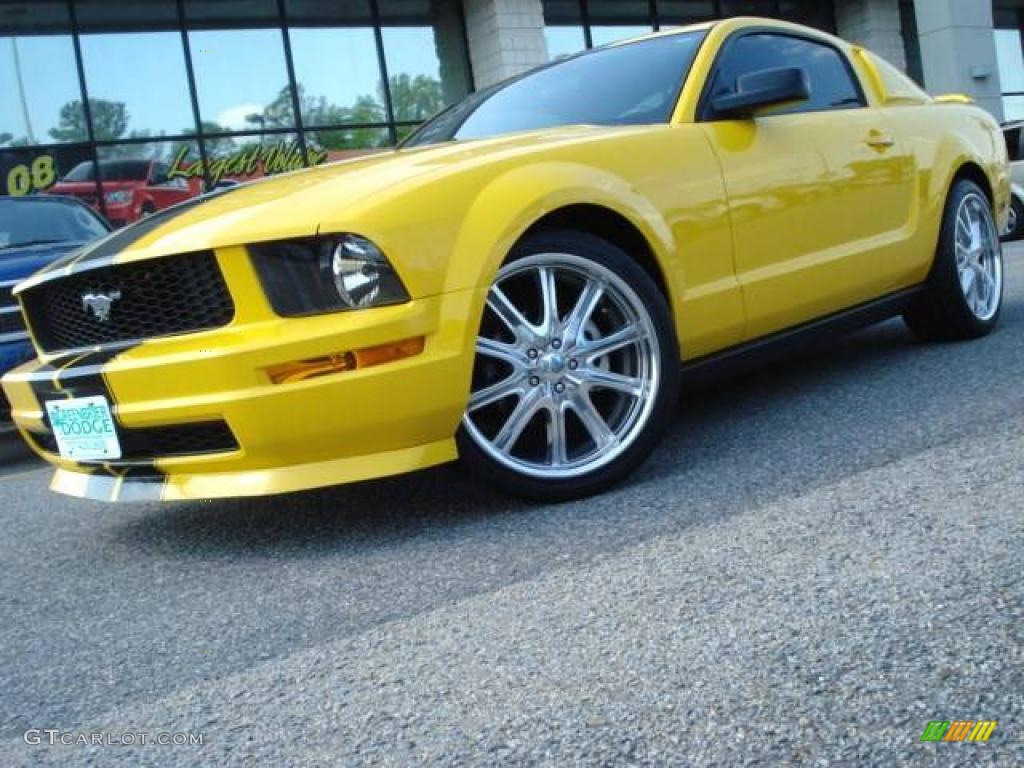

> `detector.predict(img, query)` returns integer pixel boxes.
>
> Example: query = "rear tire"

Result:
[903,179,1003,341]
[457,230,680,502]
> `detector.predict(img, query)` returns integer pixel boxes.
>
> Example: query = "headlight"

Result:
[105,190,132,204]
[249,234,410,317]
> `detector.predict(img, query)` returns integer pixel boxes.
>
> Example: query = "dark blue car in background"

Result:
[1,196,110,419]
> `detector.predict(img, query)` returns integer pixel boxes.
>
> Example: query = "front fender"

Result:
[443,161,678,296]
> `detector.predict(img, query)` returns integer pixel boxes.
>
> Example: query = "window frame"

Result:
[696,27,868,122]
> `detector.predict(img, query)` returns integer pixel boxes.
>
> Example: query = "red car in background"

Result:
[47,159,201,227]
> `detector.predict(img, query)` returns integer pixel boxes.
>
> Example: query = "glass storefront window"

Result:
[77,1,194,140]
[1,0,475,216]
[200,133,311,185]
[0,1,84,146]
[286,0,385,128]
[1,145,94,197]
[290,30,384,127]
[185,0,295,134]
[49,140,201,226]
[541,0,836,60]
[545,26,587,59]
[719,0,777,16]
[379,0,471,120]
[589,25,652,46]
[994,28,1024,122]
[778,1,834,31]
[658,1,715,27]
[381,27,448,121]
[586,0,652,47]
[308,126,390,156]
[543,0,587,58]
[1005,97,1024,123]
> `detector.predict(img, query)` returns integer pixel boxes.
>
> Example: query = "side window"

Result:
[706,33,864,118]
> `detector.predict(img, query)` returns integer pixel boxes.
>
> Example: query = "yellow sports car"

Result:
[2,17,1011,503]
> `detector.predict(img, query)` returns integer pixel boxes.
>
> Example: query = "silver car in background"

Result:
[1004,122,1023,240]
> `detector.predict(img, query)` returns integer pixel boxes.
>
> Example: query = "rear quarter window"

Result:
[862,50,930,105]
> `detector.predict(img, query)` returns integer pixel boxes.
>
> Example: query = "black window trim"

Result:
[697,26,868,123]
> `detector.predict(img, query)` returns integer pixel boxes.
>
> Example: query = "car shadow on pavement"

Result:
[110,247,1023,561]
[111,318,940,559]
[112,460,524,557]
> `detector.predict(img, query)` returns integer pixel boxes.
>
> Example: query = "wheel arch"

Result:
[951,160,993,203]
[444,161,682,311]
[517,203,672,304]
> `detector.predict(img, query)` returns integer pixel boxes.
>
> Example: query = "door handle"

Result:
[865,132,895,148]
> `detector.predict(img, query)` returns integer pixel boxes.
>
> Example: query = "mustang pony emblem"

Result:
[81,290,122,323]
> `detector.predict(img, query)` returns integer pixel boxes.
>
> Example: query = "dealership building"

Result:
[1,0,1021,223]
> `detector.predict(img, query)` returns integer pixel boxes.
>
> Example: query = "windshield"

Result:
[404,31,707,147]
[63,160,150,182]
[0,199,109,249]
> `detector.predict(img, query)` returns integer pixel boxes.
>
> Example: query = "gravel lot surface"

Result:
[1,244,1022,766]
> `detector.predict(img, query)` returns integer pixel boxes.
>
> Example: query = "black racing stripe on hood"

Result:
[36,185,243,280]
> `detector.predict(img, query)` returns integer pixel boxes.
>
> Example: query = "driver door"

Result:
[701,31,916,339]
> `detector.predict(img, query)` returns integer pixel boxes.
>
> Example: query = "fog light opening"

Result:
[266,336,425,385]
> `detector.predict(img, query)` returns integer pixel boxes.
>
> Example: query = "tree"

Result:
[191,122,236,154]
[0,132,11,146]
[387,74,443,122]
[233,75,444,154]
[248,85,297,131]
[49,99,128,143]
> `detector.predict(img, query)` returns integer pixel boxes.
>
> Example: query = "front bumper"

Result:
[1,247,481,501]
[103,201,136,228]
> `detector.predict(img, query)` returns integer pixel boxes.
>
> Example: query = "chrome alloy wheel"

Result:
[955,192,1003,321]
[462,253,661,479]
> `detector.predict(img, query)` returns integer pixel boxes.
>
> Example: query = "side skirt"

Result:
[679,286,924,387]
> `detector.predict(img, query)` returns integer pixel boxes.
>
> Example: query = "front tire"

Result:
[457,230,680,502]
[903,180,1004,341]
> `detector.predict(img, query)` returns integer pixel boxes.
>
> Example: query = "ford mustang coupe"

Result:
[1,17,1010,503]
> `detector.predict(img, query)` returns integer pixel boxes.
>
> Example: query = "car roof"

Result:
[606,15,844,49]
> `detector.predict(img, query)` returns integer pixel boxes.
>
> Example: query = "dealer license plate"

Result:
[45,396,122,461]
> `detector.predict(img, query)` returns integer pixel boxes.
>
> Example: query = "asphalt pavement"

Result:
[1,244,1022,766]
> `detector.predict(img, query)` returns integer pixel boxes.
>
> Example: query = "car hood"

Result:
[1,241,89,284]
[19,125,645,291]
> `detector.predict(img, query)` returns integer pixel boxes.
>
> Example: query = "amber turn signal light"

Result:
[266,336,425,385]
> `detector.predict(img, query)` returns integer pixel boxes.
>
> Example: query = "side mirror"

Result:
[710,66,810,120]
